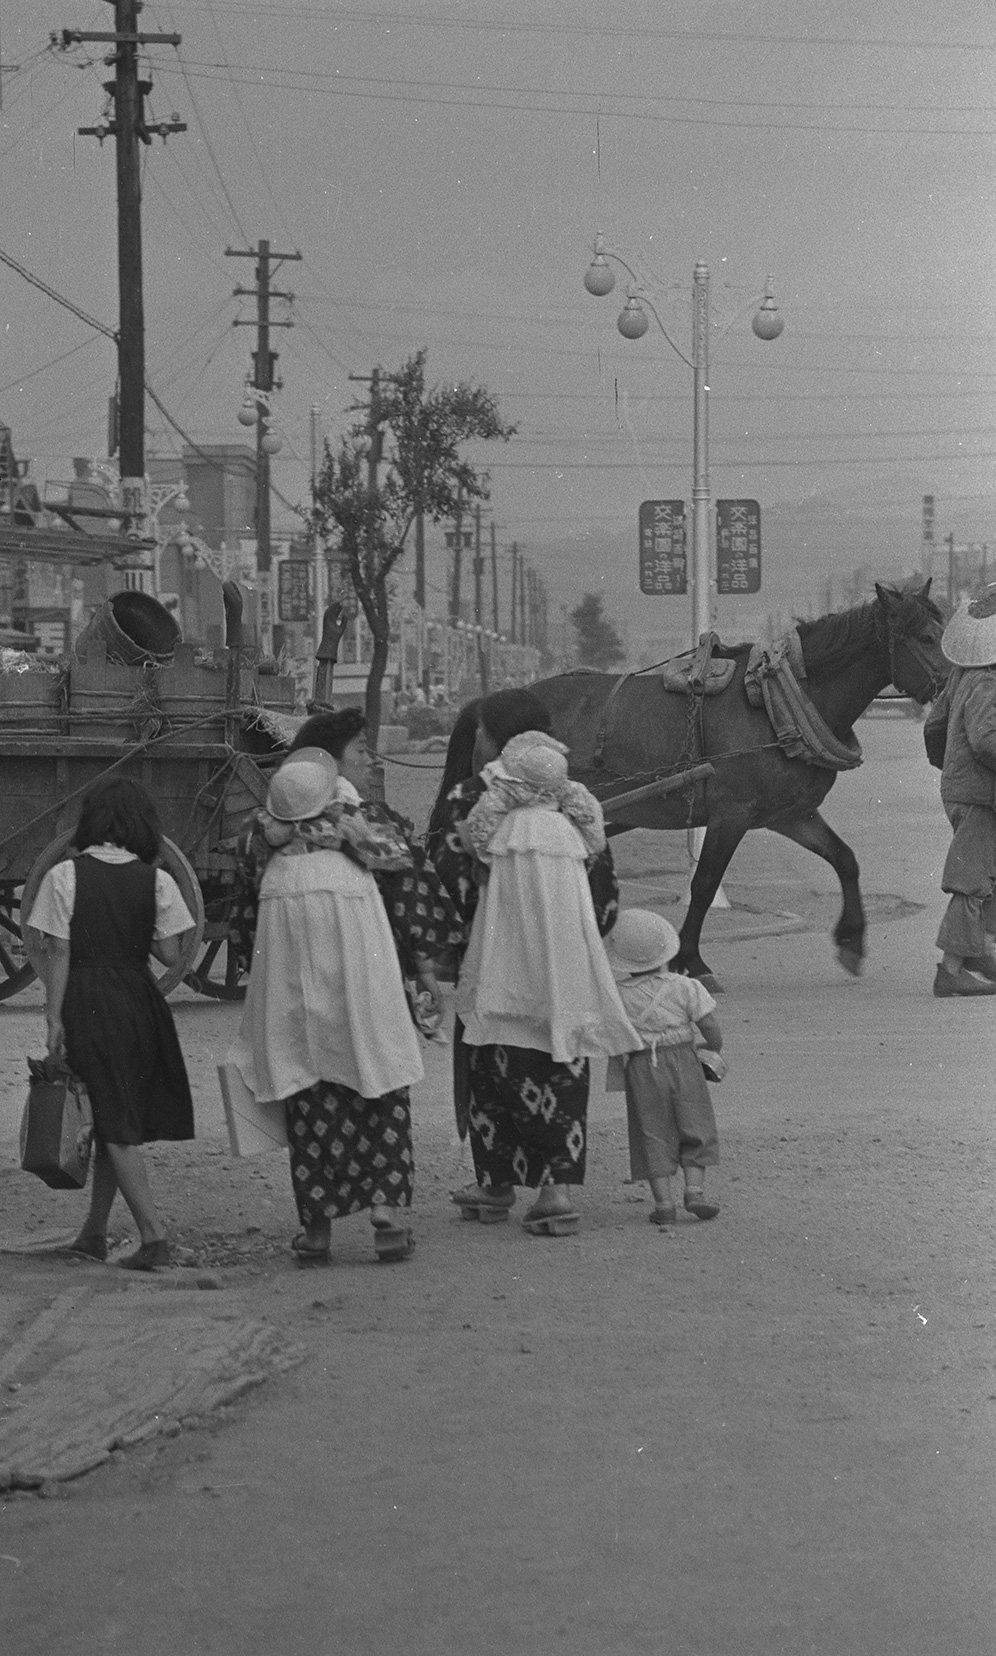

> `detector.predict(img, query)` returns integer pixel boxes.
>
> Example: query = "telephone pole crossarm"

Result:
[58,30,182,46]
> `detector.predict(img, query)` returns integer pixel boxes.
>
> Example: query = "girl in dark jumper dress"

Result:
[26,778,195,1271]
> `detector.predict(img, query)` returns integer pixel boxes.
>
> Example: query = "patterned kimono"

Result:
[230,800,466,1226]
[427,775,620,1190]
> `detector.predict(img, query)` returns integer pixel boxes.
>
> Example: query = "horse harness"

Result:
[589,621,911,783]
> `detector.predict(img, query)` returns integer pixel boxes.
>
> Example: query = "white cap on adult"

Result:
[941,584,996,667]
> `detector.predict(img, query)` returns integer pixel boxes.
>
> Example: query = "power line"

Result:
[155,58,996,120]
[150,5,996,54]
[148,63,996,137]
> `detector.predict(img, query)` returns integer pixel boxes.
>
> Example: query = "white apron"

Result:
[455,806,640,1062]
[229,847,423,1103]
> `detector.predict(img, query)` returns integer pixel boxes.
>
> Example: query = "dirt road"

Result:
[2,719,994,1655]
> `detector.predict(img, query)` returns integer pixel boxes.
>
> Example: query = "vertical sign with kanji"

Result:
[716,500,761,594]
[278,559,313,622]
[638,500,687,594]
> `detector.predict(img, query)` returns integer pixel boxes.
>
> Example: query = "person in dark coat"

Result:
[923,585,996,996]
[26,778,196,1267]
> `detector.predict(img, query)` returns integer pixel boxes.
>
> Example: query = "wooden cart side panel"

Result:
[0,747,272,883]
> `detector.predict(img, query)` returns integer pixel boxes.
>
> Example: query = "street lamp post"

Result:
[585,234,783,897]
[584,233,783,647]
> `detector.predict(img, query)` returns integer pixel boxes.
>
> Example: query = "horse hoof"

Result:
[836,945,864,977]
[697,972,724,994]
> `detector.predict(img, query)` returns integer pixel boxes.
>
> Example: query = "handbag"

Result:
[218,1060,288,1156]
[20,1057,94,1189]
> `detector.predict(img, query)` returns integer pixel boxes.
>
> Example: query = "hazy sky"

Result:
[1,1,993,631]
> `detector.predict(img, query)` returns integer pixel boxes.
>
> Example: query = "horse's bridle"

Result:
[885,612,947,705]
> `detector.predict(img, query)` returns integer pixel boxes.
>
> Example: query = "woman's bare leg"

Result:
[74,1141,119,1244]
[104,1144,166,1245]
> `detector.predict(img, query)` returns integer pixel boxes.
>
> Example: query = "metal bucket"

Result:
[73,591,180,666]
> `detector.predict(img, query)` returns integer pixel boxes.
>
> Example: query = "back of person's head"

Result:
[478,688,552,751]
[288,708,366,761]
[74,777,163,864]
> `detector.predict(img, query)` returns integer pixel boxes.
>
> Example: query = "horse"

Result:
[524,578,948,985]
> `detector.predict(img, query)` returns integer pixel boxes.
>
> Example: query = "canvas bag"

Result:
[20,1057,94,1189]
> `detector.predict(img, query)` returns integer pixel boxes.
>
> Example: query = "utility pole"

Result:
[519,557,528,646]
[473,505,485,691]
[227,238,300,655]
[310,402,322,657]
[490,520,499,634]
[510,542,518,643]
[450,492,464,625]
[66,2,184,529]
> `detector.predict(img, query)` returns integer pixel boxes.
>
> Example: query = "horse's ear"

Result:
[874,582,898,609]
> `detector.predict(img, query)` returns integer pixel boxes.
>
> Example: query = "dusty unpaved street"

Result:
[1,719,994,1656]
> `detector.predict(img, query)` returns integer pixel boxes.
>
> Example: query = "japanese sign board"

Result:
[638,500,687,594]
[716,500,761,594]
[277,558,313,622]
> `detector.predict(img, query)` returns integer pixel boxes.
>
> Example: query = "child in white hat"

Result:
[605,908,724,1226]
[459,729,606,862]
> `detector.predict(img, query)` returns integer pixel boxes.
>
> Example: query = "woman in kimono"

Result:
[427,689,635,1235]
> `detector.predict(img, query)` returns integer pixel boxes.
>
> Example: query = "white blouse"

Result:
[27,845,195,941]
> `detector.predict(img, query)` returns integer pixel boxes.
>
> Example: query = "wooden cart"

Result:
[0,585,293,1004]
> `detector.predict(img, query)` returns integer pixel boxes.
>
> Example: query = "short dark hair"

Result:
[478,688,552,750]
[288,708,367,761]
[73,777,163,864]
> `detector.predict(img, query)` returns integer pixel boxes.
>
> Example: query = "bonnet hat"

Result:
[501,730,570,790]
[283,745,339,776]
[604,908,681,979]
[941,585,996,667]
[265,759,338,823]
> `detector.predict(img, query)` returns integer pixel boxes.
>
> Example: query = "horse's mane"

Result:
[795,600,881,673]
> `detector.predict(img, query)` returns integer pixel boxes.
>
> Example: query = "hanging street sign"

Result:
[716,500,761,594]
[638,500,687,594]
[278,558,313,622]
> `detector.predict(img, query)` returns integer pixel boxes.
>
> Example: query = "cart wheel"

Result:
[183,888,248,1001]
[0,882,35,1001]
[19,834,205,1000]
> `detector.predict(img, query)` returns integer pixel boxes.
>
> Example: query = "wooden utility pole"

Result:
[490,520,499,634]
[473,505,488,693]
[450,492,464,625]
[68,2,184,526]
[510,541,518,643]
[228,238,300,654]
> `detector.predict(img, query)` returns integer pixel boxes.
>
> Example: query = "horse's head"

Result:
[874,578,949,704]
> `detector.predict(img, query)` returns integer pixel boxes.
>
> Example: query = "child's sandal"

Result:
[648,1205,677,1228]
[683,1190,720,1220]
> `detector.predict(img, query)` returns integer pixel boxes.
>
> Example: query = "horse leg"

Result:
[770,810,865,976]
[676,820,747,990]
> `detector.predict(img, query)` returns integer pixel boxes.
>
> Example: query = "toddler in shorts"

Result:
[605,908,724,1226]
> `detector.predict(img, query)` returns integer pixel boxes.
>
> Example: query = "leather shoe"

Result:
[963,955,996,982]
[933,964,996,997]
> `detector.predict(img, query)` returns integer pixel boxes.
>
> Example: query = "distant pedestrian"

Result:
[605,908,724,1227]
[923,586,996,997]
[25,777,196,1269]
